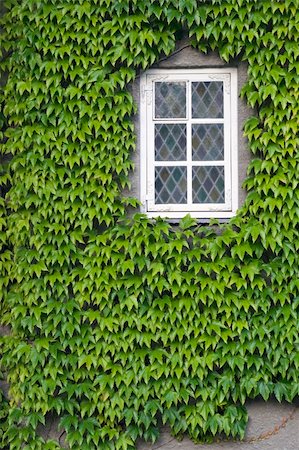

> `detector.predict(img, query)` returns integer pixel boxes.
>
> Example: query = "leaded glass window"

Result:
[140,69,238,219]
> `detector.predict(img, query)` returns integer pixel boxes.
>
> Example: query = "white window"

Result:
[140,69,238,219]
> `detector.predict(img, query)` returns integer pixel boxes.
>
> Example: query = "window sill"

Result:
[141,210,237,220]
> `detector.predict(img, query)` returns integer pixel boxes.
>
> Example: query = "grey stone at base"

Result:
[137,400,299,450]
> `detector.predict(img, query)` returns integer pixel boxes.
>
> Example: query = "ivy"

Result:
[0,0,298,448]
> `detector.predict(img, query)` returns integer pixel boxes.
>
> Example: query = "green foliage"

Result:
[0,383,9,449]
[0,0,299,448]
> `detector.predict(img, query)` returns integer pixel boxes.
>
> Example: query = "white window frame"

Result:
[140,68,238,219]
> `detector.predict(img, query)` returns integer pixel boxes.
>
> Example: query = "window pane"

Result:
[155,124,186,161]
[192,166,225,203]
[155,166,187,204]
[192,81,223,118]
[192,124,224,161]
[155,82,186,118]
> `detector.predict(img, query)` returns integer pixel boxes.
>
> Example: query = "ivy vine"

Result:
[0,0,298,449]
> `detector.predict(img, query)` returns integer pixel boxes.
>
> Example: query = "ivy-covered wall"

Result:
[0,1,298,449]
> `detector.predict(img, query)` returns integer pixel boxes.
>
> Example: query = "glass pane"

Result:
[192,124,224,161]
[155,82,186,118]
[192,166,225,203]
[155,124,186,161]
[155,166,187,204]
[192,81,223,118]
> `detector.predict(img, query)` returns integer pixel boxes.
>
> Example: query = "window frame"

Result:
[140,68,238,219]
